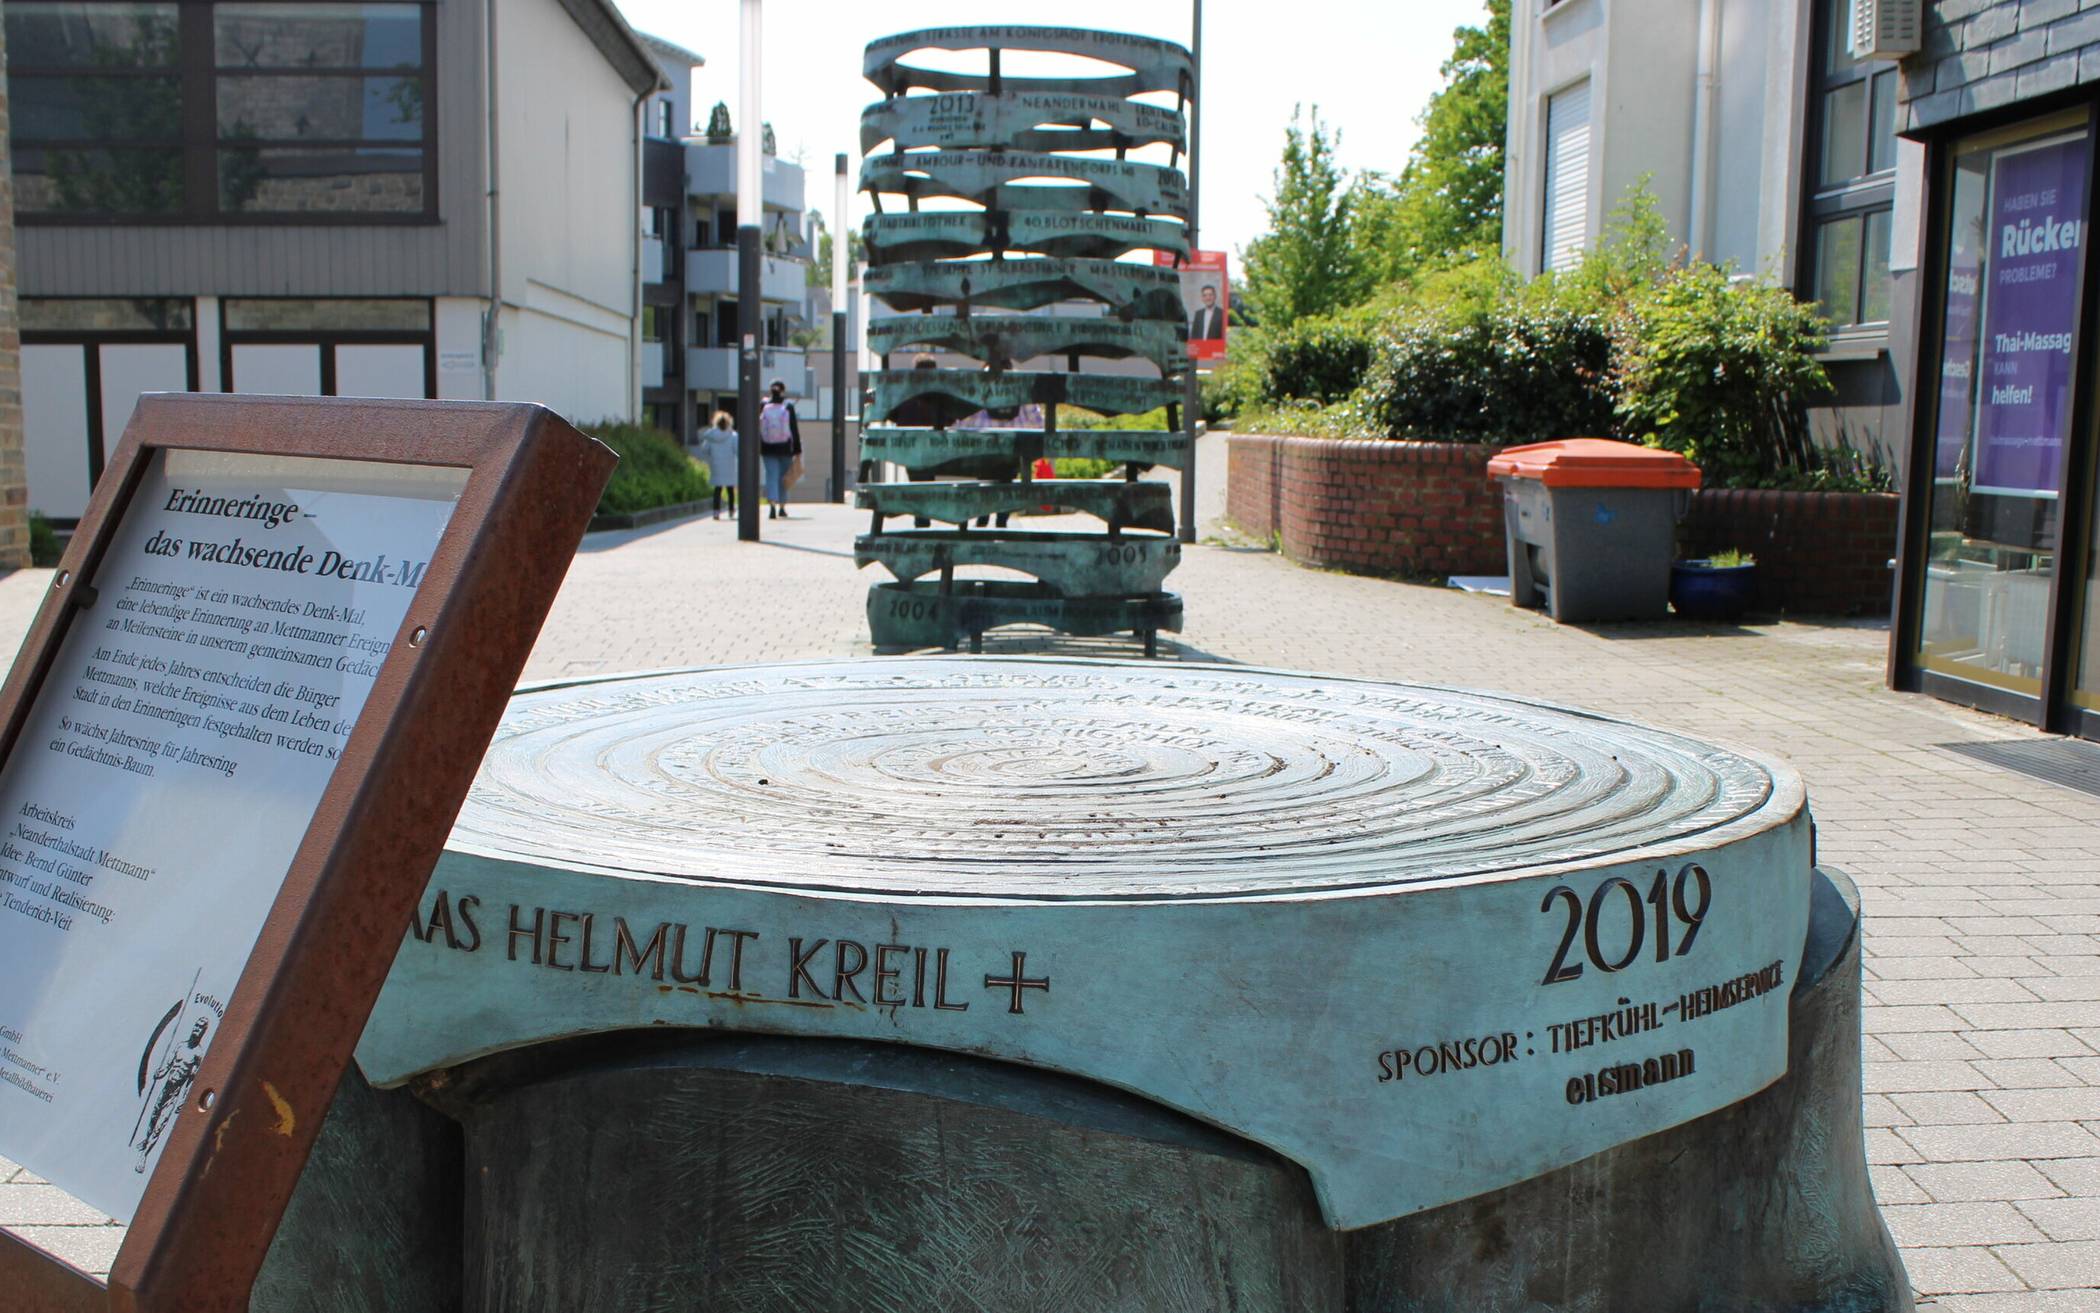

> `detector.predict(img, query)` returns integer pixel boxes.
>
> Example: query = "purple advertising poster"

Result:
[1973,136,2089,497]
[1935,166,1986,480]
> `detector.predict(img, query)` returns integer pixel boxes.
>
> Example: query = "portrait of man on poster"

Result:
[1188,280,1226,343]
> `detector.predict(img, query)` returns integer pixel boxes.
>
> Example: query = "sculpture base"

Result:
[258,869,1907,1312]
[867,580,1183,654]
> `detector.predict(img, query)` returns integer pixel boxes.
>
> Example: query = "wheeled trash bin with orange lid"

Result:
[1487,438,1702,623]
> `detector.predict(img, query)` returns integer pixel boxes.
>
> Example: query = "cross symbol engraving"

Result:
[984,951,1049,1015]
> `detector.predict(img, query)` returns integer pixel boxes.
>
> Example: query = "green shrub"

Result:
[1235,400,1371,438]
[1058,406,1173,431]
[1052,457,1118,479]
[1353,298,1616,444]
[1256,310,1379,406]
[1201,325,1269,422]
[28,512,60,567]
[577,421,711,516]
[1610,264,1832,487]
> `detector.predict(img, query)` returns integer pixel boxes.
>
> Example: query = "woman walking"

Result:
[758,378,802,520]
[700,412,740,520]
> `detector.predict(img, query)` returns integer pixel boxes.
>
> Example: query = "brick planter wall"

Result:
[1225,434,1508,578]
[1678,489,1898,618]
[1227,432,1899,617]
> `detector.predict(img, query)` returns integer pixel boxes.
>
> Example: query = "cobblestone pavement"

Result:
[3,434,2098,1307]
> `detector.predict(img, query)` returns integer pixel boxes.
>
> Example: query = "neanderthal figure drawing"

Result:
[133,1016,207,1173]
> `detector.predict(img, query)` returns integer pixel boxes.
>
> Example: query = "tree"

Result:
[1354,0,1509,285]
[809,219,865,290]
[1239,106,1370,329]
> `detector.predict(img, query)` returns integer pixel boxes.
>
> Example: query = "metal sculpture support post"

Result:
[853,27,1196,654]
[1179,0,1201,546]
[735,0,763,542]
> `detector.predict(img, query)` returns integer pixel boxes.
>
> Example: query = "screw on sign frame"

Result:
[0,394,613,1311]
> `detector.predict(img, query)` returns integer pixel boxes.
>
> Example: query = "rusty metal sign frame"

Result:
[0,393,613,1312]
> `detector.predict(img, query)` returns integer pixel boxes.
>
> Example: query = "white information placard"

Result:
[0,449,465,1222]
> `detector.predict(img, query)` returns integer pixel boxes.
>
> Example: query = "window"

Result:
[20,296,193,332]
[3,0,435,221]
[1802,0,1898,333]
[213,2,428,215]
[1540,80,1591,274]
[641,305,665,344]
[222,297,427,331]
[7,3,185,215]
[653,97,674,140]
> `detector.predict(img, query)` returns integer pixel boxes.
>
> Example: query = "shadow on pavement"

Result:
[871,633,1234,664]
[761,539,857,560]
[1564,618,1770,640]
[577,514,712,553]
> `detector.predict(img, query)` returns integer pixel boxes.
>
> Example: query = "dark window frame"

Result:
[219,295,436,397]
[6,0,438,226]
[18,295,201,509]
[1799,0,1899,338]
[1890,105,2100,735]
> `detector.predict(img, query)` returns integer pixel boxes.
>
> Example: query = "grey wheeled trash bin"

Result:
[1488,437,1701,622]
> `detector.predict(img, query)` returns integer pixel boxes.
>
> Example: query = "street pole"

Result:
[1178,0,1201,545]
[736,0,763,541]
[832,152,849,503]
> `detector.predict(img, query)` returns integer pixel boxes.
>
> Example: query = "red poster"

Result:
[1156,249,1229,363]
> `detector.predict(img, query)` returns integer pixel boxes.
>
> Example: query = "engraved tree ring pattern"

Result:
[455,661,1784,902]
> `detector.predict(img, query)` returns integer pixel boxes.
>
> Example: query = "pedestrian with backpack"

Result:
[758,378,802,519]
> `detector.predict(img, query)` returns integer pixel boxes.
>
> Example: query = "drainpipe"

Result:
[482,0,501,401]
[632,87,648,422]
[1688,0,1721,263]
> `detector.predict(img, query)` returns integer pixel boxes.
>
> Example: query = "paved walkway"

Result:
[4,434,2098,1307]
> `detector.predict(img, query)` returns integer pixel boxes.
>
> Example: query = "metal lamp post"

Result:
[832,153,849,503]
[1179,0,1201,545]
[736,0,763,541]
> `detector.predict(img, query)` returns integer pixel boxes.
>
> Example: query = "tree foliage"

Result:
[1239,106,1371,329]
[1353,0,1510,285]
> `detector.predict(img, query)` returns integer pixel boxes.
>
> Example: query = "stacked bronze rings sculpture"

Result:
[854,26,1196,654]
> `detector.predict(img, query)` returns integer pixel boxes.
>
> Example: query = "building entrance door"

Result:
[1904,111,2093,725]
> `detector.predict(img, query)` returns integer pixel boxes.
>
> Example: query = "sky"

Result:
[609,0,1494,264]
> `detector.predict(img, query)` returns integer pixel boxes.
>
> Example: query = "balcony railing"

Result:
[685,248,807,303]
[688,345,809,394]
[685,142,805,212]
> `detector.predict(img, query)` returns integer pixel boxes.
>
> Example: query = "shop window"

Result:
[1802,0,1898,334]
[1913,114,2089,699]
[3,0,435,221]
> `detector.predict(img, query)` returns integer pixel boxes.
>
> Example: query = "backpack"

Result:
[759,401,794,446]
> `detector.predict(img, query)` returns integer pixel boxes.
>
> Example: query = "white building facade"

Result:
[6,0,664,524]
[1509,0,2100,741]
[1504,0,1917,466]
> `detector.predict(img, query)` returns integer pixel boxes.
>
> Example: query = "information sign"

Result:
[0,394,611,1310]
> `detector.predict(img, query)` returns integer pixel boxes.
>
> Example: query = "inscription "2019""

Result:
[1540,863,1711,985]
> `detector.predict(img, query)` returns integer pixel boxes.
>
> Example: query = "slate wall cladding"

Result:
[1225,434,1899,616]
[1903,0,2100,133]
